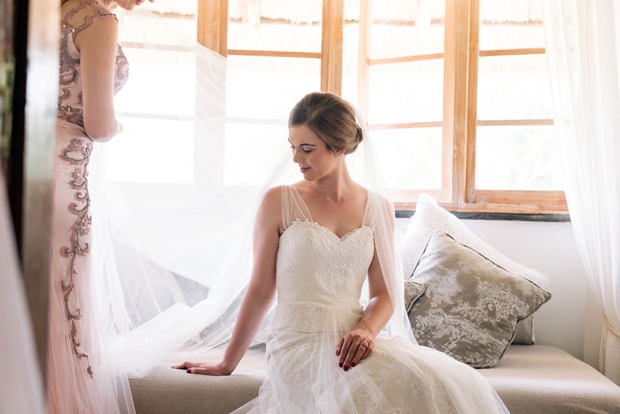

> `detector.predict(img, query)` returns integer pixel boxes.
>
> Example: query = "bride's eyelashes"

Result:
[289,145,313,154]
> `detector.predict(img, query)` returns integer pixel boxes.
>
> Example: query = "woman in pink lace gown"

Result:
[50,1,152,413]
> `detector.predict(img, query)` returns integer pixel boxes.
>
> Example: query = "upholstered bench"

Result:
[129,344,620,414]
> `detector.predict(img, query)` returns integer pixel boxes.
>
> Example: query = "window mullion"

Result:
[442,0,471,207]
[321,0,344,95]
[465,0,480,204]
[196,0,228,56]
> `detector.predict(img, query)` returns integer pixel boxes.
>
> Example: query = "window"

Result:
[194,0,567,214]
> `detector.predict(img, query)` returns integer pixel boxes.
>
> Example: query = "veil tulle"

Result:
[89,7,414,412]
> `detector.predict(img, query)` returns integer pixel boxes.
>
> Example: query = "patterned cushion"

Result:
[404,281,425,313]
[401,193,550,345]
[408,232,551,368]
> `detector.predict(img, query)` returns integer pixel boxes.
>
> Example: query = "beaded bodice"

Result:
[58,2,129,129]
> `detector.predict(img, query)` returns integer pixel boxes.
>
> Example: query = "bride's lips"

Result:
[300,167,310,173]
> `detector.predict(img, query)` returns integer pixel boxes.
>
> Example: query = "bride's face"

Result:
[289,125,342,181]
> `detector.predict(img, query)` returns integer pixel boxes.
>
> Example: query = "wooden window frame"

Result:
[358,0,567,214]
[197,0,345,95]
[198,0,568,215]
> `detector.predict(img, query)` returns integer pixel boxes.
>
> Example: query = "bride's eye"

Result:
[302,148,312,154]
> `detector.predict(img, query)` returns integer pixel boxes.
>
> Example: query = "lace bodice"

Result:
[58,2,129,129]
[275,186,374,308]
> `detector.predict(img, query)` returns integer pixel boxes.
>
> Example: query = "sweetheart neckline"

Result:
[283,219,372,242]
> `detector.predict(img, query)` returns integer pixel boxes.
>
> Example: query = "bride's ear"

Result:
[336,148,346,156]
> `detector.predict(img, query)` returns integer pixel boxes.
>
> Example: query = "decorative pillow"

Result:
[401,193,550,345]
[402,193,550,288]
[404,281,425,313]
[408,232,551,368]
[513,316,535,345]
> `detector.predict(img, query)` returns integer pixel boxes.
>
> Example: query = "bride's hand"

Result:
[171,361,233,376]
[335,328,374,371]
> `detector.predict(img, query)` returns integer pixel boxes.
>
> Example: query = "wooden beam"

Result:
[392,189,568,214]
[479,47,545,57]
[321,0,344,95]
[465,0,479,204]
[197,0,228,56]
[472,190,568,213]
[369,121,442,130]
[442,0,471,207]
[477,119,554,126]
[368,53,444,66]
[357,0,370,120]
[227,49,321,59]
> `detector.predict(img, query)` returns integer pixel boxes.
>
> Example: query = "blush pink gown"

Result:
[47,2,128,413]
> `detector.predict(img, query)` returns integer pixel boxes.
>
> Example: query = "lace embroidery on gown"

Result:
[232,185,509,413]
[46,3,129,414]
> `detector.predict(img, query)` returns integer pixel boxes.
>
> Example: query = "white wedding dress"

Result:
[235,185,509,413]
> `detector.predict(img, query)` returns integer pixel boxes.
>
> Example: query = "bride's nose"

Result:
[292,148,303,164]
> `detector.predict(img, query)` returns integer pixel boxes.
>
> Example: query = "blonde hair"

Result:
[288,92,363,155]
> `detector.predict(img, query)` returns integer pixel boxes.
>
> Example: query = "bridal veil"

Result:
[89,8,413,412]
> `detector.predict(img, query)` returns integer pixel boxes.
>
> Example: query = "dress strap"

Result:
[361,191,372,227]
[280,185,312,230]
[62,2,118,42]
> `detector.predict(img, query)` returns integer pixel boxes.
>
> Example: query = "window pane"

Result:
[370,128,442,189]
[224,123,291,186]
[342,22,360,106]
[370,1,445,59]
[108,118,194,184]
[227,56,320,119]
[368,60,443,125]
[118,11,197,46]
[477,54,553,120]
[228,20,321,53]
[479,0,544,50]
[476,126,563,190]
[116,48,196,116]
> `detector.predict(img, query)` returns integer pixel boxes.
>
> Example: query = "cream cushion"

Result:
[129,346,620,414]
[479,345,620,414]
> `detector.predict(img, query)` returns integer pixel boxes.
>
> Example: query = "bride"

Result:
[173,92,508,413]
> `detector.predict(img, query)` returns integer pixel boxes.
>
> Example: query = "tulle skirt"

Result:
[234,301,509,414]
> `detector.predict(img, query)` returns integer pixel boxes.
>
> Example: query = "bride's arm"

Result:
[173,188,281,375]
[336,250,393,371]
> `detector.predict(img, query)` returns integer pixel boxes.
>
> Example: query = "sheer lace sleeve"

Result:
[68,2,118,43]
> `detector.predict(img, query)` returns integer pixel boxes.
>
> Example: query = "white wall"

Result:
[395,217,603,370]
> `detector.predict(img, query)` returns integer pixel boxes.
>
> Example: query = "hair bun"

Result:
[345,124,364,155]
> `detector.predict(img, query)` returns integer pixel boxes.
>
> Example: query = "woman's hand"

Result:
[335,328,374,371]
[171,361,233,376]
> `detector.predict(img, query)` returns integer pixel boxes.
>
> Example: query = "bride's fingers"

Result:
[335,337,345,356]
[172,361,201,370]
[360,341,374,360]
[349,342,367,368]
[338,337,353,368]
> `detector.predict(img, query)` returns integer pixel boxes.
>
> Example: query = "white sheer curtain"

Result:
[542,0,620,384]
[0,174,46,414]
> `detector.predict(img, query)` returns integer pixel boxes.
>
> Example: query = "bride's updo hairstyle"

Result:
[289,92,363,155]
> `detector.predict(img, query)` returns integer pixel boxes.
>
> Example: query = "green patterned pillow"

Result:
[408,231,551,368]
